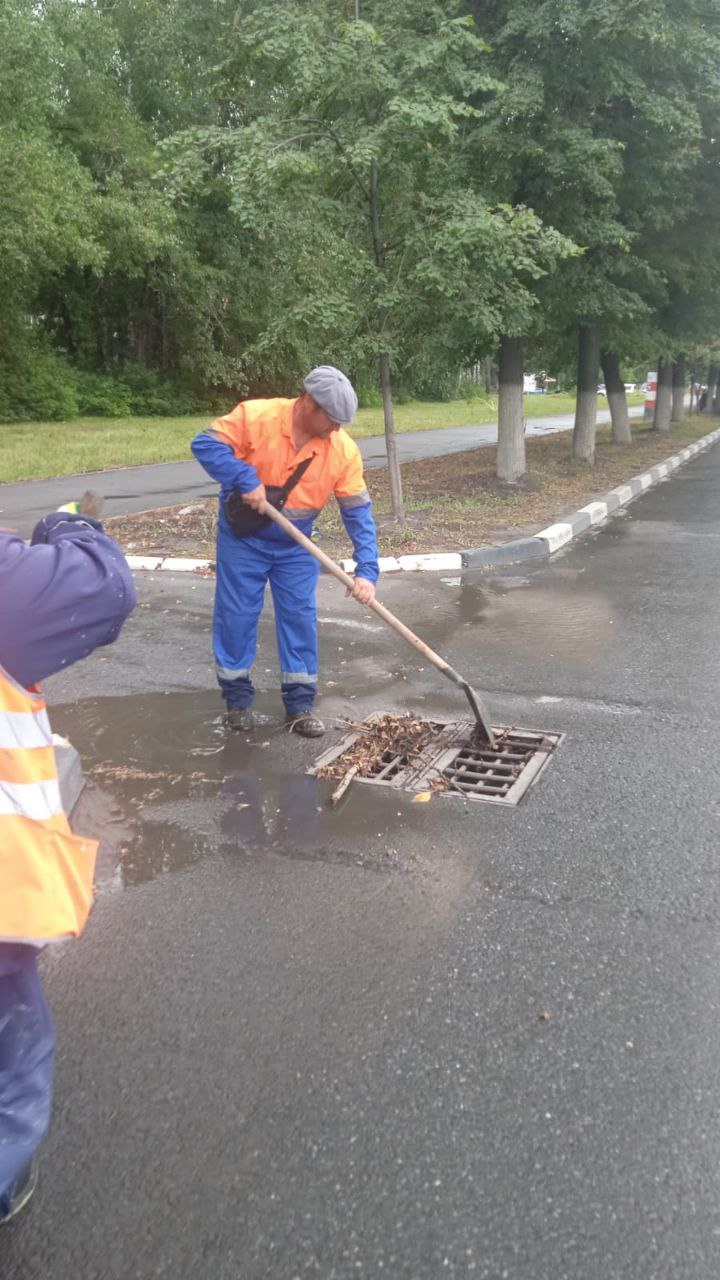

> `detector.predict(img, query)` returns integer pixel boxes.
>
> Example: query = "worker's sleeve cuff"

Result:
[354,563,380,584]
[233,465,262,494]
[31,512,104,545]
[339,500,380,584]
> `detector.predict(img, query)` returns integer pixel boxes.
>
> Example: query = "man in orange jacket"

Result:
[192,366,379,737]
[0,502,135,1223]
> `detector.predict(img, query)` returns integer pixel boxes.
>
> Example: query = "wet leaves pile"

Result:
[316,713,440,780]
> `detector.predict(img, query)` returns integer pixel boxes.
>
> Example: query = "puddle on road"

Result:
[479,581,614,658]
[386,570,616,665]
[53,691,461,891]
[50,561,610,896]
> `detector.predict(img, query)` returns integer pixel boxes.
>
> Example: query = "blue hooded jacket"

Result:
[0,512,136,690]
[0,511,135,976]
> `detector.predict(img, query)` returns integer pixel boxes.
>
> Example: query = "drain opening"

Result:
[372,749,409,782]
[311,716,563,806]
[435,729,558,804]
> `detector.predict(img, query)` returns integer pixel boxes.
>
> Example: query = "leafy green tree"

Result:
[474,0,720,463]
[164,0,575,516]
[0,2,100,376]
[5,0,720,441]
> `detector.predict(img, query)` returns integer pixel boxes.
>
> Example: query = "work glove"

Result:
[31,491,106,545]
[57,491,105,519]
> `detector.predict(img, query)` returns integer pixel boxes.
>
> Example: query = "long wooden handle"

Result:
[263,502,496,746]
[262,504,452,676]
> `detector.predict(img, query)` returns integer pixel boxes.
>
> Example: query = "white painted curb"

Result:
[532,426,720,556]
[126,425,720,577]
[125,554,213,573]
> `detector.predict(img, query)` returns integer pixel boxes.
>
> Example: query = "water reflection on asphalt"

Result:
[51,693,431,889]
[49,557,612,892]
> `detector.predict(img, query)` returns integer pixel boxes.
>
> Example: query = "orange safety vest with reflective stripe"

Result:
[209,398,369,519]
[0,664,97,946]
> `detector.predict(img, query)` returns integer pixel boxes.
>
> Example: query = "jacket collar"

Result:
[280,399,298,439]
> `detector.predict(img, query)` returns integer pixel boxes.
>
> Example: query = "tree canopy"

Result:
[3,0,720,450]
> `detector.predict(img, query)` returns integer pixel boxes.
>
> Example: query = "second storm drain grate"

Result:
[310,718,564,807]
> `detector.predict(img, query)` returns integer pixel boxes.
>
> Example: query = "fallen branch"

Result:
[330,764,359,806]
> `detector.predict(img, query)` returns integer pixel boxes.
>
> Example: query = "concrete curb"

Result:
[125,426,720,578]
[462,426,720,570]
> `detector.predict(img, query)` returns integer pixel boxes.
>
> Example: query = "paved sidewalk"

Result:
[0,406,642,537]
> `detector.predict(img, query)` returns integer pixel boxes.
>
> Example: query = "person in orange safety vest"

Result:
[191,365,379,737]
[0,501,135,1223]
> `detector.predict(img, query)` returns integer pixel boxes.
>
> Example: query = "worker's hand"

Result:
[78,490,105,519]
[242,483,267,513]
[348,576,376,606]
[57,492,105,519]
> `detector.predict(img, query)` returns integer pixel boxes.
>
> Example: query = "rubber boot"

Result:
[285,712,325,738]
[226,707,254,731]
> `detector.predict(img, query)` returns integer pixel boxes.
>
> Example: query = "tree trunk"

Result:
[368,159,404,521]
[378,351,404,520]
[703,364,716,414]
[496,336,526,482]
[671,358,686,423]
[572,324,600,463]
[601,350,631,444]
[654,358,672,432]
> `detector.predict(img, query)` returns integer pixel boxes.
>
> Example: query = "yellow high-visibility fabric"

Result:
[0,667,97,944]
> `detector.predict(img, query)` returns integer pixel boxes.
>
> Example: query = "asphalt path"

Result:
[3,439,719,1279]
[0,405,644,538]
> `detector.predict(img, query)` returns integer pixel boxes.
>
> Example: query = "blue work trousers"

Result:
[0,945,54,1212]
[214,522,321,716]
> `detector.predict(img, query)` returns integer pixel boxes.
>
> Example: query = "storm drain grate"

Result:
[311,719,563,806]
[425,729,563,806]
[370,749,413,783]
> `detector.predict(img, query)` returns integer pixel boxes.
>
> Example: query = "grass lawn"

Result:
[105,414,717,560]
[0,391,644,484]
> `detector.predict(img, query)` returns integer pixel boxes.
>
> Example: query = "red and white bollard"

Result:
[644,372,657,420]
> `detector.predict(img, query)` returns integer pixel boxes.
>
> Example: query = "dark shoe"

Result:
[226,707,254,731]
[0,1158,38,1226]
[285,712,325,738]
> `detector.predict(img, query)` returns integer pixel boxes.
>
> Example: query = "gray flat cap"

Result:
[303,365,358,424]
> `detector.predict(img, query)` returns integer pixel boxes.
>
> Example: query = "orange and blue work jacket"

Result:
[192,397,380,581]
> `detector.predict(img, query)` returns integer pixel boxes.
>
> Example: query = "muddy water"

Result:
[46,559,610,896]
[51,691,479,893]
[382,566,617,670]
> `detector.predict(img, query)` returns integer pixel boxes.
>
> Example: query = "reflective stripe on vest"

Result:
[0,776,63,821]
[0,665,98,944]
[0,706,53,749]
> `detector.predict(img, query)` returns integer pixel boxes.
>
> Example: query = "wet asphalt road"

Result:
[0,406,643,538]
[3,442,720,1279]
